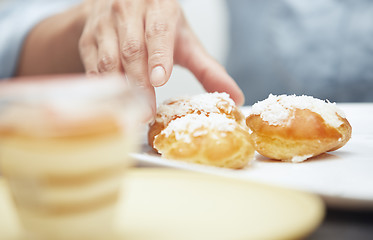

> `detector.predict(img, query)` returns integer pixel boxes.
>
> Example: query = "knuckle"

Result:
[123,0,134,10]
[146,22,169,40]
[133,80,147,88]
[121,39,145,61]
[173,7,181,19]
[149,50,167,63]
[111,0,133,16]
[127,75,148,88]
[98,56,118,72]
[95,16,110,34]
[133,80,153,92]
[166,2,181,17]
[148,0,173,5]
[111,0,122,14]
[78,35,92,53]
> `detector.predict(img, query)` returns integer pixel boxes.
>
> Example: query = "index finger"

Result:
[112,0,156,114]
[145,0,179,87]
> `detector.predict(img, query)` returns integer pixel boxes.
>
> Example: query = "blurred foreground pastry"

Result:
[246,94,352,162]
[148,93,254,169]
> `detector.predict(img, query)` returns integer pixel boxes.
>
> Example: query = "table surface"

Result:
[307,208,373,240]
[0,169,324,240]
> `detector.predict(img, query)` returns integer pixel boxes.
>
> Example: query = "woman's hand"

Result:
[16,0,244,113]
[79,0,244,111]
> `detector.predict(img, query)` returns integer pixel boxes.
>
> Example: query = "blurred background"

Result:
[2,0,372,104]
[164,0,373,105]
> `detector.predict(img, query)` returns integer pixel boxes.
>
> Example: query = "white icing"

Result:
[160,113,236,143]
[251,94,346,127]
[156,92,235,124]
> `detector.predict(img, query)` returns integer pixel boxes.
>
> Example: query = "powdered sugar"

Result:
[159,113,236,143]
[251,94,346,127]
[156,92,235,124]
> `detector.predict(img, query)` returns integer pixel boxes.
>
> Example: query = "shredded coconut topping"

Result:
[251,94,346,127]
[160,113,236,143]
[156,92,235,124]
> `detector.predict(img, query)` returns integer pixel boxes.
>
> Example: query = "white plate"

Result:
[131,103,373,209]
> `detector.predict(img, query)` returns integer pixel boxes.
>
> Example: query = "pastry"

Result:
[149,92,254,169]
[246,94,352,162]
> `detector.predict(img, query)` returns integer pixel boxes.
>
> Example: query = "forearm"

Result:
[16,4,86,76]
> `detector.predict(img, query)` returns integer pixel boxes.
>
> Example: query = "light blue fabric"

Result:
[0,0,80,79]
[226,0,373,103]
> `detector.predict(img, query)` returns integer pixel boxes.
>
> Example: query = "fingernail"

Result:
[150,66,166,87]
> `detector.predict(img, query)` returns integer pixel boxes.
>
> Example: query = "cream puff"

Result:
[246,94,352,162]
[149,92,254,169]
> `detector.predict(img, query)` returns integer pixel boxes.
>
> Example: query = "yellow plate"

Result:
[0,169,324,240]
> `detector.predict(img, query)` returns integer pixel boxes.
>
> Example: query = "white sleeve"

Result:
[0,0,81,79]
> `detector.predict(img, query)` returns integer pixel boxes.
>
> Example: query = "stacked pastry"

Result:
[148,92,255,169]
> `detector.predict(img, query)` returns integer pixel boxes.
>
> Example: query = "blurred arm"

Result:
[15,3,86,76]
[0,0,81,79]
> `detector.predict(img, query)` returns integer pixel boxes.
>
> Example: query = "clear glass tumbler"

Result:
[0,75,145,240]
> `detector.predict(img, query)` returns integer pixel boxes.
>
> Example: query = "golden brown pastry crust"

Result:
[246,106,352,162]
[148,93,254,169]
[148,94,245,149]
[154,125,254,169]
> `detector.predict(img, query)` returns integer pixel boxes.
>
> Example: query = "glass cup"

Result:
[0,75,146,240]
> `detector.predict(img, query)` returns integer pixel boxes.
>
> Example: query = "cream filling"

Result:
[290,154,314,163]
